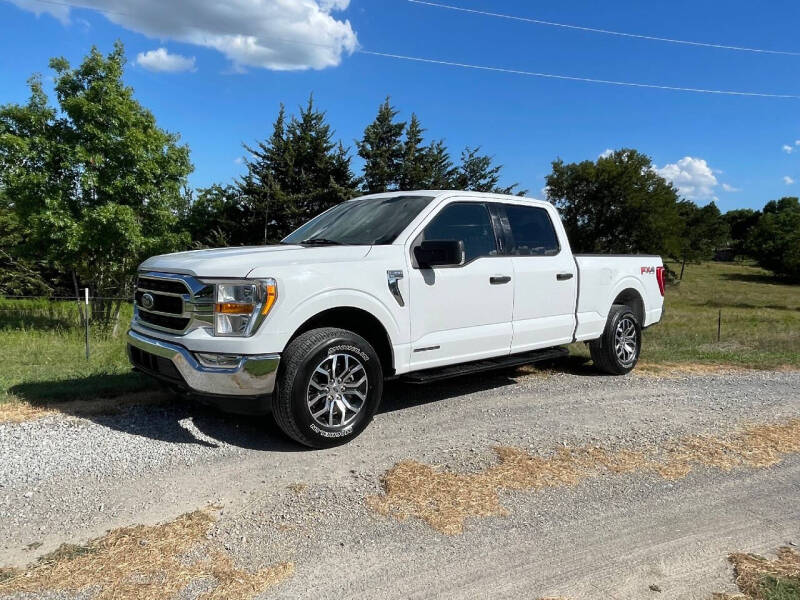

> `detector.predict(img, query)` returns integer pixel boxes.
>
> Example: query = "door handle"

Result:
[556,273,574,281]
[490,275,512,285]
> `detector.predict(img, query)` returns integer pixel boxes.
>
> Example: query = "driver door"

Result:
[406,200,514,370]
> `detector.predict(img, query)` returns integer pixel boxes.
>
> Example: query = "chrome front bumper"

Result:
[126,330,280,398]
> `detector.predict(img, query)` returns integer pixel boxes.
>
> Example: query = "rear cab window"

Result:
[501,203,560,256]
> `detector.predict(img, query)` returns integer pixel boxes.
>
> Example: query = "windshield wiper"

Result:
[299,237,343,246]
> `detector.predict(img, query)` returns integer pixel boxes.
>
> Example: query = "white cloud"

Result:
[721,183,741,192]
[11,0,358,71]
[783,144,794,154]
[599,148,614,159]
[655,156,719,202]
[8,0,69,24]
[136,48,196,72]
[784,176,795,185]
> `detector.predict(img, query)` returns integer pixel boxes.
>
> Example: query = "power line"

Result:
[408,0,800,57]
[359,50,800,99]
[13,0,800,99]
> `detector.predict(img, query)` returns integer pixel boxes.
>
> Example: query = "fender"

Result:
[277,288,403,349]
[606,276,648,319]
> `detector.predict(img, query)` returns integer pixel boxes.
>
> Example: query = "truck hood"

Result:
[139,245,372,278]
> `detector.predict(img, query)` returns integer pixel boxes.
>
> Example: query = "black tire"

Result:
[589,305,641,375]
[272,327,383,448]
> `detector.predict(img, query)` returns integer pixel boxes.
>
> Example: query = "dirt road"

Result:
[1,367,798,599]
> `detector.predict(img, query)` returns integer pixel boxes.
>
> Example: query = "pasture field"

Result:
[1,261,798,412]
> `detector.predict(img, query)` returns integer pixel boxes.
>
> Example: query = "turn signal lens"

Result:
[261,281,277,315]
[215,302,255,314]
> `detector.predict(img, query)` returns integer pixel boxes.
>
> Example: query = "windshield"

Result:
[282,195,434,246]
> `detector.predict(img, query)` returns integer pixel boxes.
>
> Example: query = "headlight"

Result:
[211,278,277,337]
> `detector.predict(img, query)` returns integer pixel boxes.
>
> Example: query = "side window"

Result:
[421,202,498,262]
[504,204,560,256]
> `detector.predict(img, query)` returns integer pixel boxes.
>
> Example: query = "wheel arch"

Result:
[611,286,645,326]
[287,306,395,376]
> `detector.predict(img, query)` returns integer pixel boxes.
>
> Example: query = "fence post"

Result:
[717,309,722,343]
[85,287,90,360]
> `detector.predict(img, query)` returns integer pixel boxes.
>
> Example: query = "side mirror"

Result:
[414,240,465,268]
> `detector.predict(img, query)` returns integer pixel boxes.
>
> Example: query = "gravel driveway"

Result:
[1,367,799,599]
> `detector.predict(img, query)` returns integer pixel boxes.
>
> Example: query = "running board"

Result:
[401,347,569,384]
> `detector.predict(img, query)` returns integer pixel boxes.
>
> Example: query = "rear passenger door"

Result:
[406,200,514,370]
[498,202,578,352]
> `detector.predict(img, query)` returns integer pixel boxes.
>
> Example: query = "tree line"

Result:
[187,96,523,248]
[545,149,799,282]
[1,44,798,327]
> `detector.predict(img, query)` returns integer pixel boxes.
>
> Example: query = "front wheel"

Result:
[589,305,641,375]
[272,327,383,448]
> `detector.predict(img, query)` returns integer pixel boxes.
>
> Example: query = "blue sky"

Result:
[1,0,799,211]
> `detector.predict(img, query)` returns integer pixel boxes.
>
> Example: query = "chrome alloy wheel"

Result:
[614,316,638,364]
[306,353,368,429]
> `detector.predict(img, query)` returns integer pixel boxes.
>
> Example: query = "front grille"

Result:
[129,345,184,383]
[135,290,183,314]
[136,277,188,295]
[134,272,213,335]
[138,311,191,331]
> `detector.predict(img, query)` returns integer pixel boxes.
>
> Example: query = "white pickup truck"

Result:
[127,191,665,447]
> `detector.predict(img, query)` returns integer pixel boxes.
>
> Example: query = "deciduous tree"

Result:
[545,149,683,256]
[0,43,192,328]
[724,208,760,258]
[746,197,800,280]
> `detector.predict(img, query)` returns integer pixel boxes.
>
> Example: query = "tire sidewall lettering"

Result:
[292,336,381,443]
[328,344,369,362]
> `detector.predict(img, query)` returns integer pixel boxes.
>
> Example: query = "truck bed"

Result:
[573,254,665,342]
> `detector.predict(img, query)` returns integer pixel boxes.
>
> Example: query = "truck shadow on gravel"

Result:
[9,356,597,450]
[92,400,305,453]
[380,355,597,413]
[76,371,546,451]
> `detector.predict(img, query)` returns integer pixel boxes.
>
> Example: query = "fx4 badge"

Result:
[641,266,656,274]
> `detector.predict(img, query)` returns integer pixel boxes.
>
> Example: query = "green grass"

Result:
[0,300,155,407]
[1,261,798,410]
[761,575,800,600]
[571,260,800,369]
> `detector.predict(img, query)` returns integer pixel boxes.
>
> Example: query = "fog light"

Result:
[195,353,242,368]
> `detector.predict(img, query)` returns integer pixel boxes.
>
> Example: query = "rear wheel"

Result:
[272,327,383,448]
[589,305,641,375]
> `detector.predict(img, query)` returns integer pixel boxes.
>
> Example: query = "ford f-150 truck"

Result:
[127,191,665,447]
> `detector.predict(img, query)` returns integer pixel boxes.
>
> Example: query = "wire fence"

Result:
[1,292,136,359]
[0,295,134,300]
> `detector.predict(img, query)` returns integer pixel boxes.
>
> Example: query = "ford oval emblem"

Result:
[141,293,155,310]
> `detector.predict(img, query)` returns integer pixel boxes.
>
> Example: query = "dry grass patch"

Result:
[716,547,800,599]
[658,420,800,480]
[0,391,169,424]
[368,419,800,534]
[0,509,293,599]
[635,362,755,377]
